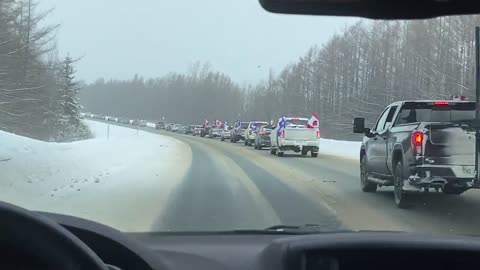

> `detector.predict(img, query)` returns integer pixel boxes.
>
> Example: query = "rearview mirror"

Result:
[353,118,365,133]
[258,0,480,19]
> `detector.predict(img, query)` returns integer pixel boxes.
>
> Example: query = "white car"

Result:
[220,126,232,141]
[172,124,181,132]
[270,117,320,157]
[244,121,269,146]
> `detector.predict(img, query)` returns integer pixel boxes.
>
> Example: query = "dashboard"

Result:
[26,212,480,270]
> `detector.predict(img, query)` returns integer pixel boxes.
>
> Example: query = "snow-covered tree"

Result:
[51,55,90,142]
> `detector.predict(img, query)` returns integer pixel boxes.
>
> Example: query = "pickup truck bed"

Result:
[270,117,320,157]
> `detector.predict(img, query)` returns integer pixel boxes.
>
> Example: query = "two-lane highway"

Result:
[114,122,480,235]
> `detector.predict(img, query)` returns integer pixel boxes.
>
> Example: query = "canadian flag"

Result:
[306,112,319,129]
[204,119,209,126]
[215,119,222,127]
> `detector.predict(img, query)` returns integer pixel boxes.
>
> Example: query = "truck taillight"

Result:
[316,129,320,138]
[412,131,423,155]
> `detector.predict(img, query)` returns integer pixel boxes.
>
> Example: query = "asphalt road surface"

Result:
[109,122,480,235]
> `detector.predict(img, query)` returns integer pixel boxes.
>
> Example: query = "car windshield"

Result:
[2,0,480,236]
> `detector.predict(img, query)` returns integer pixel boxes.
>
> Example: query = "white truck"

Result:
[270,117,320,157]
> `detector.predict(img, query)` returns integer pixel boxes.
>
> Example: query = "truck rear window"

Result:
[286,119,308,127]
[396,102,475,124]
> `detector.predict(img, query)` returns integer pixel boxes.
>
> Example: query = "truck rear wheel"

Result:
[360,156,377,192]
[277,151,284,157]
[270,148,276,155]
[311,152,318,158]
[393,160,410,208]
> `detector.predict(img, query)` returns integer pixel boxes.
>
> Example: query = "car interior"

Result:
[5,1,480,270]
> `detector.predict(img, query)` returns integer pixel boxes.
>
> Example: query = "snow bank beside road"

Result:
[319,138,361,161]
[0,120,192,232]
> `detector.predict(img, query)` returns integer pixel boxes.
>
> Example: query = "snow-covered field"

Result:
[319,138,361,161]
[0,120,191,232]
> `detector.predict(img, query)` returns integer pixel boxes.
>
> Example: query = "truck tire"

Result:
[393,160,410,208]
[277,151,284,157]
[311,152,318,158]
[302,149,308,156]
[244,139,248,146]
[442,184,467,195]
[221,136,225,141]
[360,156,377,192]
[270,148,277,155]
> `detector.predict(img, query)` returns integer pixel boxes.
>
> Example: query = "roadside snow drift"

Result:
[0,120,192,232]
[320,138,361,160]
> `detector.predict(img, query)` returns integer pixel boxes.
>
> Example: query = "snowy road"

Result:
[5,119,480,235]
[141,126,480,235]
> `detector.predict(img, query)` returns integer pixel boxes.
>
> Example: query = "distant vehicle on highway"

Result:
[209,127,223,139]
[155,121,166,130]
[138,120,147,127]
[172,124,181,132]
[254,125,273,149]
[118,117,130,124]
[230,122,249,143]
[166,123,174,131]
[220,126,232,141]
[270,117,320,157]
[353,100,477,208]
[200,125,211,137]
[183,125,195,134]
[193,126,203,136]
[244,121,269,146]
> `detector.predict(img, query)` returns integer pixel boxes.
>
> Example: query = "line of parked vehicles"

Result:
[82,113,148,127]
[154,117,321,158]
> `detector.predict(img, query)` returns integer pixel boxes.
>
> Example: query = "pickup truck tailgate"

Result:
[284,128,317,141]
[425,124,475,165]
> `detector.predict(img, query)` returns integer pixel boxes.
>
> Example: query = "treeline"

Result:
[245,16,480,139]
[80,63,245,124]
[0,0,88,141]
[82,16,480,140]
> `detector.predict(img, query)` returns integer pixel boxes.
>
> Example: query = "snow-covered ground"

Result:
[319,138,361,161]
[0,120,192,232]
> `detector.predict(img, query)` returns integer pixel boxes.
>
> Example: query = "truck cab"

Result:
[353,100,476,208]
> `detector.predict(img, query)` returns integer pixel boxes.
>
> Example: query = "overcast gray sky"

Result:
[41,0,355,84]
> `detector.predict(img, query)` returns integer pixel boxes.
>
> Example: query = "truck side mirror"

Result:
[353,118,365,133]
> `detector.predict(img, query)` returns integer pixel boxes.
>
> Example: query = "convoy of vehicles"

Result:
[270,117,320,157]
[353,100,477,208]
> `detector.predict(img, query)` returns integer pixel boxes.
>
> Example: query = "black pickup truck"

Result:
[353,100,477,208]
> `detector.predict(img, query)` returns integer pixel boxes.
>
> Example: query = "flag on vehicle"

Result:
[215,119,222,127]
[224,121,228,130]
[251,121,257,130]
[306,112,319,129]
[270,120,274,125]
[204,119,209,126]
[234,120,241,130]
[277,116,286,137]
